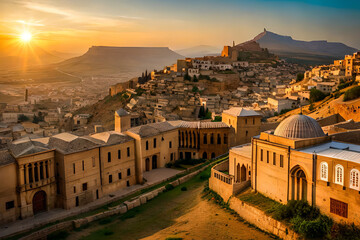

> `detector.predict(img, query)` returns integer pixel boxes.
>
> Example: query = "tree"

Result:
[192,86,199,92]
[343,86,360,102]
[18,114,29,122]
[310,88,327,103]
[193,75,198,82]
[296,73,304,82]
[198,105,205,118]
[309,103,314,111]
[184,73,191,81]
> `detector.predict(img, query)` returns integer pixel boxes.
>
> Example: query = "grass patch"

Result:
[237,190,282,214]
[47,230,69,240]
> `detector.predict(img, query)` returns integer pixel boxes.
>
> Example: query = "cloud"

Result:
[16,20,44,26]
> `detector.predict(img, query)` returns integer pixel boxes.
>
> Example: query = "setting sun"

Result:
[20,31,32,43]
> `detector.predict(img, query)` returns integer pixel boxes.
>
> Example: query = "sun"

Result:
[20,31,32,43]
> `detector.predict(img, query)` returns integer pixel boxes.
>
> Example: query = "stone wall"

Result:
[229,197,300,240]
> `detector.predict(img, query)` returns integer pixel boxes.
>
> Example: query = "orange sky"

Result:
[0,0,359,55]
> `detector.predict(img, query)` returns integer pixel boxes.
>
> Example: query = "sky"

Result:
[0,0,359,54]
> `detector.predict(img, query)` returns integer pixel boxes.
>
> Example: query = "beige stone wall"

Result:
[100,141,136,195]
[0,163,18,224]
[229,197,299,240]
[315,155,360,225]
[222,113,261,147]
[126,129,179,183]
[229,148,251,182]
[115,114,131,132]
[56,149,102,209]
[179,127,230,160]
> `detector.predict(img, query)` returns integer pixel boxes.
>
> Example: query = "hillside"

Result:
[253,30,358,65]
[56,46,184,76]
[176,45,221,57]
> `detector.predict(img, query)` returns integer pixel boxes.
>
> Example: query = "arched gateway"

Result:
[291,166,308,201]
[33,190,47,215]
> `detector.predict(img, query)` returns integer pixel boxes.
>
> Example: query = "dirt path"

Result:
[69,171,273,240]
[142,194,273,240]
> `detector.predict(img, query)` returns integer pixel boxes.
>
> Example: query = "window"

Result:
[127,180,130,187]
[109,175,113,183]
[245,118,247,124]
[118,172,122,180]
[82,183,88,191]
[108,152,111,162]
[73,163,76,174]
[273,152,276,165]
[153,138,157,148]
[118,150,121,159]
[246,130,248,137]
[73,186,76,193]
[203,134,207,144]
[253,118,255,124]
[127,147,130,157]
[92,157,95,167]
[224,134,228,144]
[266,151,269,163]
[146,141,149,150]
[82,160,84,171]
[171,153,174,161]
[330,198,348,218]
[335,164,344,185]
[260,149,263,161]
[127,168,131,176]
[217,134,221,144]
[210,133,214,144]
[350,169,360,190]
[320,162,328,181]
[5,201,14,210]
[280,155,284,168]
[169,141,172,148]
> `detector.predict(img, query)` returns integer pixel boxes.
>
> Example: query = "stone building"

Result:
[221,107,262,146]
[174,121,230,160]
[211,114,360,225]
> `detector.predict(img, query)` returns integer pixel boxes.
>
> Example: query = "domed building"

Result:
[211,113,360,226]
[274,114,325,139]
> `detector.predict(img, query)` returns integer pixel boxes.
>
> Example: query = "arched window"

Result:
[350,169,360,190]
[320,162,328,181]
[335,164,344,185]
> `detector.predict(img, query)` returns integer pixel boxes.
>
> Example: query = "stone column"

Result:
[49,159,54,178]
[42,161,46,179]
[37,162,41,182]
[19,164,25,185]
[24,164,30,184]
[31,163,35,183]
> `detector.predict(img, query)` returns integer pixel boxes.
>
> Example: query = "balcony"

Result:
[17,176,56,192]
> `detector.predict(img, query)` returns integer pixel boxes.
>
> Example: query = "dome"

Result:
[274,115,325,139]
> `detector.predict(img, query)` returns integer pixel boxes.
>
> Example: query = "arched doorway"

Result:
[145,158,150,171]
[202,152,207,160]
[33,191,47,214]
[211,152,215,159]
[236,164,241,182]
[291,166,308,201]
[241,164,247,182]
[152,155,157,169]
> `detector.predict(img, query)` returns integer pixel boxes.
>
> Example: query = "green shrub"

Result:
[280,108,292,115]
[165,162,173,168]
[165,184,175,191]
[343,86,360,102]
[298,215,332,239]
[212,116,222,122]
[310,88,327,103]
[308,103,314,111]
[103,229,114,236]
[181,186,187,191]
[331,222,360,240]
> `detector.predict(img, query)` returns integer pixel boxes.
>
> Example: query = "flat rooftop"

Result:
[299,141,360,163]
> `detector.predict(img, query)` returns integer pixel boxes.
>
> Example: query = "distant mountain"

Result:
[252,30,358,64]
[56,46,184,76]
[0,44,63,71]
[176,45,221,58]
